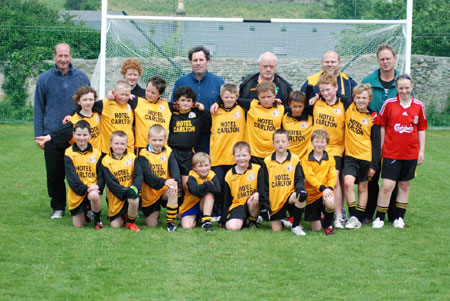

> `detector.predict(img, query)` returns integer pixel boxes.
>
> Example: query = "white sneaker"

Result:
[372,217,385,228]
[345,216,362,229]
[334,217,345,229]
[281,218,293,228]
[291,225,306,236]
[51,210,65,219]
[393,217,405,229]
[211,216,221,222]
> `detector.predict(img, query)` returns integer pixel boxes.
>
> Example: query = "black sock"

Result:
[348,201,357,217]
[93,210,101,224]
[395,202,408,219]
[356,204,366,222]
[375,206,388,221]
[292,206,304,227]
[323,208,334,228]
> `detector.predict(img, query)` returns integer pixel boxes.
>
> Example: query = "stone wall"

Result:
[1,54,449,111]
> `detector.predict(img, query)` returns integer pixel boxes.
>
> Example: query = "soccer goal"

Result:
[93,0,413,99]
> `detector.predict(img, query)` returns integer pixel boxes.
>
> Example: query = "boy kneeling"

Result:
[259,129,307,236]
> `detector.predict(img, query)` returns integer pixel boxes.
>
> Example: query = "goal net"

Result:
[92,16,408,99]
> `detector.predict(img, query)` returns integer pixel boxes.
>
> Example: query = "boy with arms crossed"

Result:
[343,84,381,229]
[139,125,180,232]
[301,129,337,235]
[372,75,427,229]
[64,120,104,228]
[179,153,221,232]
[259,129,307,236]
[102,131,143,232]
[222,142,260,231]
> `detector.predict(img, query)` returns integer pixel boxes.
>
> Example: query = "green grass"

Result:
[1,124,450,299]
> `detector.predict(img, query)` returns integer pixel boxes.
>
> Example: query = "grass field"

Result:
[1,124,450,299]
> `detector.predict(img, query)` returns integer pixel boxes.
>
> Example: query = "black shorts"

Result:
[381,158,417,182]
[109,203,128,222]
[344,156,371,183]
[172,148,194,176]
[334,155,343,171]
[305,198,324,221]
[69,196,89,216]
[141,199,162,217]
[226,204,250,221]
[270,198,294,221]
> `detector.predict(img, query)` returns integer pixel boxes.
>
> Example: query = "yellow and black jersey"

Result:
[301,151,337,205]
[282,112,313,159]
[258,152,305,215]
[222,163,260,218]
[167,107,211,151]
[49,111,102,151]
[95,98,135,154]
[64,143,104,211]
[210,104,246,166]
[133,97,172,148]
[101,150,142,217]
[138,145,180,207]
[345,103,381,168]
[244,99,284,159]
[179,170,221,216]
[311,95,351,157]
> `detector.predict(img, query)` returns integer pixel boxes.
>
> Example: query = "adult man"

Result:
[34,43,90,219]
[301,50,357,101]
[171,45,224,153]
[239,51,292,105]
[362,44,399,222]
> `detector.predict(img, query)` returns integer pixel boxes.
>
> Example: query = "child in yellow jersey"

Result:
[222,142,261,231]
[343,84,381,229]
[301,129,337,235]
[210,83,246,221]
[96,81,135,154]
[132,76,172,151]
[138,125,180,232]
[282,91,313,159]
[259,129,307,236]
[64,121,103,229]
[308,73,352,229]
[101,131,143,232]
[36,86,102,151]
[179,152,221,232]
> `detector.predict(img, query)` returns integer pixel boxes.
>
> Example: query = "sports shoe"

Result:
[51,210,65,219]
[334,217,345,229]
[324,225,334,235]
[393,217,405,229]
[281,216,293,228]
[166,222,177,232]
[201,221,213,232]
[211,216,221,223]
[291,225,306,236]
[126,222,141,232]
[94,222,103,230]
[248,220,259,230]
[345,216,362,229]
[372,217,385,229]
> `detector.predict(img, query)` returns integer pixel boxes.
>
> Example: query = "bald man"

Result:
[301,50,357,101]
[240,51,292,105]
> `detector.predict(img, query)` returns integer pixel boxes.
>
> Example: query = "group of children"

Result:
[36,66,427,235]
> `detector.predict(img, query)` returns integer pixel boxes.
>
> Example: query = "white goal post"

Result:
[95,0,413,98]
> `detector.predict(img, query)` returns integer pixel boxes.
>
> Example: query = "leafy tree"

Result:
[0,0,100,120]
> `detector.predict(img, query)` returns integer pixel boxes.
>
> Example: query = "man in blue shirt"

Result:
[171,46,224,153]
[34,43,90,219]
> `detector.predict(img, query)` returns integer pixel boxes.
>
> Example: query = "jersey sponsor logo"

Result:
[76,165,96,179]
[347,118,364,136]
[237,183,255,199]
[414,115,419,124]
[288,130,306,142]
[125,158,132,166]
[145,110,166,123]
[394,123,413,134]
[316,113,337,128]
[188,112,197,119]
[217,121,240,134]
[112,112,132,125]
[272,174,291,188]
[174,120,195,132]
[88,155,97,163]
[234,111,242,119]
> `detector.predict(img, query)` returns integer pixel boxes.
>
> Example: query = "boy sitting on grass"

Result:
[64,120,104,229]
[138,124,180,232]
[179,152,221,232]
[301,129,337,235]
[221,142,261,231]
[259,129,307,236]
[101,131,143,232]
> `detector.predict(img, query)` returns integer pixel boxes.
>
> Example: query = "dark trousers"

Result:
[44,142,67,210]
[366,166,397,222]
[211,165,233,217]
